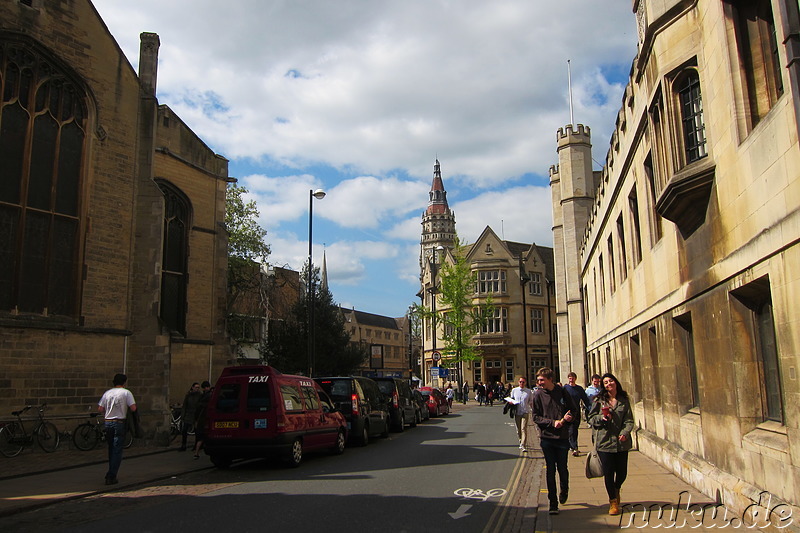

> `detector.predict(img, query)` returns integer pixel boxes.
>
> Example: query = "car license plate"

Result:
[214,421,239,429]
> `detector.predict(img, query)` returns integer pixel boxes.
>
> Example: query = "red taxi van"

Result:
[203,365,347,468]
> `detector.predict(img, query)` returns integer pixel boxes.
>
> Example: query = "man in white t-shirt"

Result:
[98,373,137,485]
[509,376,534,452]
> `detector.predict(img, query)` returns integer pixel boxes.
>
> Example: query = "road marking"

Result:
[453,487,507,502]
[448,504,473,519]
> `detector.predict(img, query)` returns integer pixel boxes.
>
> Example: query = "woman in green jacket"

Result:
[587,372,634,516]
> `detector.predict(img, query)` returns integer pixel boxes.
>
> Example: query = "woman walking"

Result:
[587,372,634,515]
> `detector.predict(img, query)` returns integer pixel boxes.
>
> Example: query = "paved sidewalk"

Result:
[0,441,210,517]
[532,425,726,531]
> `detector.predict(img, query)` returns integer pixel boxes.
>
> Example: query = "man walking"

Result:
[98,373,137,485]
[563,372,590,456]
[533,367,578,515]
[179,382,202,451]
[509,377,534,452]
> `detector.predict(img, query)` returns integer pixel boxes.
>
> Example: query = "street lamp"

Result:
[428,245,444,385]
[307,188,326,377]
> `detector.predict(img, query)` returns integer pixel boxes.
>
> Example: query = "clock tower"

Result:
[420,159,456,268]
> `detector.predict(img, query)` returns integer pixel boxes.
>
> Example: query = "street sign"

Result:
[432,350,441,362]
[440,367,449,377]
[431,367,439,378]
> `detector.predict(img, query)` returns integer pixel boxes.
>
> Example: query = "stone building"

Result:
[0,1,231,434]
[341,308,414,379]
[550,0,799,524]
[419,162,557,389]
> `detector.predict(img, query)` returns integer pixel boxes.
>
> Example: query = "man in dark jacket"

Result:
[563,372,590,456]
[179,382,202,451]
[532,367,578,515]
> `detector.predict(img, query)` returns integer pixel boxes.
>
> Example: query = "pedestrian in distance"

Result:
[445,384,454,408]
[486,384,494,406]
[97,373,137,485]
[585,374,603,405]
[192,381,212,459]
[462,381,469,404]
[563,372,590,456]
[587,372,634,516]
[508,377,534,452]
[179,382,202,451]
[532,367,578,515]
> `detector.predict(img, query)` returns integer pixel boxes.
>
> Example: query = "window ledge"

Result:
[742,422,789,458]
[656,157,715,239]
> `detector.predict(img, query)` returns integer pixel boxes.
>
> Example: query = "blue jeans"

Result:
[104,421,126,479]
[540,438,570,506]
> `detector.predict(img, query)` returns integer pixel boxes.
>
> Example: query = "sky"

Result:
[92,0,639,318]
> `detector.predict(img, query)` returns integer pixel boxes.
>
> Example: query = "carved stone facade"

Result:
[551,0,800,525]
[0,1,231,435]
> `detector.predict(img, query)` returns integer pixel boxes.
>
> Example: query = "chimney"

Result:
[138,32,160,96]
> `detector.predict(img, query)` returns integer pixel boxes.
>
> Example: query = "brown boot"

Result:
[609,498,620,515]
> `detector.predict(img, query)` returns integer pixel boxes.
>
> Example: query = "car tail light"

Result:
[351,393,359,416]
[392,391,399,408]
[429,397,435,404]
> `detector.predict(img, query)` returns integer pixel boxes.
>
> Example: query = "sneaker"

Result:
[559,490,568,504]
[549,505,559,515]
[572,450,580,457]
[519,443,525,450]
[105,477,118,485]
[522,448,528,454]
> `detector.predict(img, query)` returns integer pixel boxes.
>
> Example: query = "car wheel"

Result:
[411,410,418,427]
[331,430,346,455]
[359,424,369,447]
[285,438,303,467]
[210,455,232,468]
[380,419,390,438]
[396,412,405,432]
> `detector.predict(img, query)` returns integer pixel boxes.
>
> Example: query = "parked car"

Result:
[412,389,430,423]
[373,377,417,431]
[204,365,347,468]
[419,387,450,417]
[314,376,390,446]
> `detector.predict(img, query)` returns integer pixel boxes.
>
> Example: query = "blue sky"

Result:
[92,0,638,318]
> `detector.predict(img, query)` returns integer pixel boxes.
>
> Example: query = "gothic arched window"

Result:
[0,39,88,318]
[156,180,190,336]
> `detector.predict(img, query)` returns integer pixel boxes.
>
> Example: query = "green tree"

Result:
[416,238,493,372]
[225,184,271,352]
[264,262,368,375]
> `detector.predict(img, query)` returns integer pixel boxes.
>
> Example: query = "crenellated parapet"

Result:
[556,124,592,149]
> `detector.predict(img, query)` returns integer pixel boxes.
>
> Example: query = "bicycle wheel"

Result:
[169,419,181,443]
[0,423,26,458]
[36,421,60,452]
[124,429,134,449]
[72,423,99,451]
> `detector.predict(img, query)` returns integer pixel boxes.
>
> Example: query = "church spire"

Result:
[426,159,449,215]
[320,248,329,293]
[420,159,456,268]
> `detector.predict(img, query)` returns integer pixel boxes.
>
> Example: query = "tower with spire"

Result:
[420,159,456,268]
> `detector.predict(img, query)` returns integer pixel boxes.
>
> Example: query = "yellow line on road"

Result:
[481,453,527,533]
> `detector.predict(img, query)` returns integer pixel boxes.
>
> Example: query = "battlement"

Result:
[549,164,559,177]
[556,123,591,146]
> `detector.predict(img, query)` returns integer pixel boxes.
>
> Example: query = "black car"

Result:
[373,377,417,432]
[412,389,430,423]
[315,376,390,446]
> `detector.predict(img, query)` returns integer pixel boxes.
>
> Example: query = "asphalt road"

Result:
[6,405,536,533]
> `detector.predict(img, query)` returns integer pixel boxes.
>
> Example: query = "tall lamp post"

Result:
[519,255,531,382]
[428,246,444,386]
[307,188,326,377]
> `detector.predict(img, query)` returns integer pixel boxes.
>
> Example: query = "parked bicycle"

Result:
[0,404,61,457]
[72,412,134,451]
[169,404,194,443]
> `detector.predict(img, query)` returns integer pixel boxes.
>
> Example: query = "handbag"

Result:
[585,442,604,479]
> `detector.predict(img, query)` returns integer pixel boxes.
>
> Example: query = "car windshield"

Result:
[375,381,394,395]
[419,390,431,397]
[316,379,350,401]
